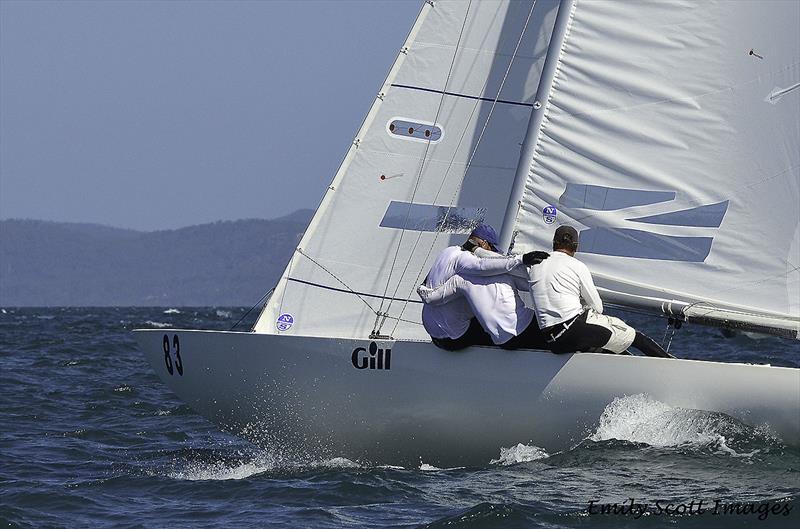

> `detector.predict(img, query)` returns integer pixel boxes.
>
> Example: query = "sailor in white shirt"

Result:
[529,247,603,329]
[530,226,672,357]
[419,226,550,349]
[420,224,547,350]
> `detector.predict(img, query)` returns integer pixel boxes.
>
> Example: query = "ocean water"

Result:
[1,307,798,528]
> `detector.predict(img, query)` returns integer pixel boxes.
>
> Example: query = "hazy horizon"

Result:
[0,0,420,231]
[0,207,315,233]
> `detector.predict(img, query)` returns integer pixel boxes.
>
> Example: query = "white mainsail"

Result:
[507,0,800,338]
[255,0,561,339]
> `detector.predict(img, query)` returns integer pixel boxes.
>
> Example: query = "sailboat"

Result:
[134,0,800,466]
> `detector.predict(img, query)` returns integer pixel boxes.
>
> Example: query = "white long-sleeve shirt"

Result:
[529,251,603,329]
[418,272,534,345]
[420,246,524,339]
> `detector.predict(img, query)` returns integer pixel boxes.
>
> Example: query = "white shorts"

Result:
[585,310,636,353]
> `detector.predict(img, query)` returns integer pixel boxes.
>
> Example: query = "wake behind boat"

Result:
[135,0,799,466]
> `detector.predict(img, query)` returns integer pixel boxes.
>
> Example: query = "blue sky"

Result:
[0,0,420,230]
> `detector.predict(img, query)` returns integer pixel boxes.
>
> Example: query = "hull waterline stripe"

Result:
[288,277,423,304]
[391,83,533,108]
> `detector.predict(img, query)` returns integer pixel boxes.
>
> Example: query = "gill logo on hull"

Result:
[352,342,391,370]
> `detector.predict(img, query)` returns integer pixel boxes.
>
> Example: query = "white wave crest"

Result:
[490,443,549,465]
[418,461,465,471]
[170,457,277,481]
[163,308,181,314]
[144,321,172,328]
[215,310,232,318]
[312,457,360,469]
[590,394,755,454]
[167,453,359,481]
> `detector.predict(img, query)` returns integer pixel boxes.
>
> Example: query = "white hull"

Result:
[134,329,800,466]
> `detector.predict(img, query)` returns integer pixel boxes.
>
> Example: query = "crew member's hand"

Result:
[523,250,550,265]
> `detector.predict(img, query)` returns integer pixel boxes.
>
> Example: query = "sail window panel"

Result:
[363,90,530,171]
[379,201,486,233]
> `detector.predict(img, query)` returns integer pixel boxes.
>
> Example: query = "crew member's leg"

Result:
[548,313,612,354]
[500,320,549,350]
[551,311,673,358]
[431,318,493,351]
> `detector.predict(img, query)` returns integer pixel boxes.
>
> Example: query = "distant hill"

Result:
[0,210,314,306]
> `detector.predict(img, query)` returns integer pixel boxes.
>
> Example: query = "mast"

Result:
[499,0,575,253]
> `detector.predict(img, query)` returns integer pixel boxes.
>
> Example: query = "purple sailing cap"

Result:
[470,224,500,251]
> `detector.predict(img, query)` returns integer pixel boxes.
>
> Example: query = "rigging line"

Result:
[229,286,275,332]
[278,246,299,315]
[389,0,540,335]
[374,0,474,329]
[294,248,381,317]
[382,315,424,326]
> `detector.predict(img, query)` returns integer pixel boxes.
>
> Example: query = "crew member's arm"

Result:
[454,250,523,276]
[417,275,467,306]
[456,246,547,271]
[577,261,603,313]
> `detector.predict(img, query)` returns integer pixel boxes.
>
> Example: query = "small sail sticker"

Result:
[542,205,557,224]
[276,313,294,332]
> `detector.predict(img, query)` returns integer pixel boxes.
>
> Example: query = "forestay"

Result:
[508,0,800,337]
[256,0,560,339]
